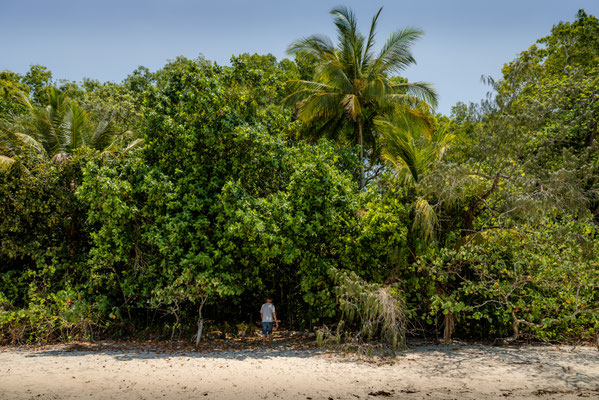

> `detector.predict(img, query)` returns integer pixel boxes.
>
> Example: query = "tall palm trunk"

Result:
[357,116,364,190]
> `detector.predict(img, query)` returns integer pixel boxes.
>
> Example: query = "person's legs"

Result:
[261,322,273,346]
[262,322,273,346]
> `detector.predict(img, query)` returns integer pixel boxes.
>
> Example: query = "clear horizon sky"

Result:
[2,0,598,115]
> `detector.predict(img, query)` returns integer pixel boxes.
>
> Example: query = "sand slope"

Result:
[1,340,598,399]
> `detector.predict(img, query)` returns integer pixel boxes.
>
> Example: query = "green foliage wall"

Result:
[2,11,599,345]
[73,55,410,337]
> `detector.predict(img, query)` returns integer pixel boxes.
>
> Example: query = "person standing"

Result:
[260,297,278,346]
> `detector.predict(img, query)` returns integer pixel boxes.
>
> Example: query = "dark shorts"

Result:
[262,322,273,335]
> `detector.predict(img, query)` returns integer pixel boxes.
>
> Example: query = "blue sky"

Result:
[1,0,598,115]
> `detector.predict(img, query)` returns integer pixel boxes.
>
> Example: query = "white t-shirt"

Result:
[260,303,276,322]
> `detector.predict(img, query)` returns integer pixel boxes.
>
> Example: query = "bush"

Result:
[0,286,101,344]
[317,268,406,355]
[411,225,599,342]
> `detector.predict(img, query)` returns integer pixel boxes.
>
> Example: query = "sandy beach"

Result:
[1,337,598,400]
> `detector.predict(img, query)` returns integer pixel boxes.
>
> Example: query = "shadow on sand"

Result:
[20,333,323,362]
[404,342,599,391]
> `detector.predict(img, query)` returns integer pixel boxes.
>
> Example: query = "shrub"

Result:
[317,268,406,355]
[412,225,599,341]
[0,286,101,344]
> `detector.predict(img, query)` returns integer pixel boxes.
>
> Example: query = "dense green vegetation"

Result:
[1,8,598,346]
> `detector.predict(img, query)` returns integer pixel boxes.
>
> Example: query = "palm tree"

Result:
[0,119,46,174]
[0,87,142,173]
[285,6,438,189]
[376,114,454,185]
[375,114,454,241]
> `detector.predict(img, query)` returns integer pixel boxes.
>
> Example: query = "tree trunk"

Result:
[69,220,77,260]
[443,312,454,344]
[195,298,207,347]
[195,318,204,347]
[357,116,364,190]
[584,120,597,147]
[170,305,180,343]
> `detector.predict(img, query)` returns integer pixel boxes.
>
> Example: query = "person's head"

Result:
[265,297,272,303]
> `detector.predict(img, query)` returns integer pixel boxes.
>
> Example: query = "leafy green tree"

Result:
[221,53,300,135]
[22,65,52,104]
[75,56,410,333]
[224,54,297,111]
[81,81,144,133]
[414,10,599,248]
[0,71,29,119]
[285,6,437,189]
[401,10,599,341]
[0,151,96,292]
[412,225,599,341]
[488,9,599,221]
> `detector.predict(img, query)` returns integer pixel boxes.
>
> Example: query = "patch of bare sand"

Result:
[1,340,598,399]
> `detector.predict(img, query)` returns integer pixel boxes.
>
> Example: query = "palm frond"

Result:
[90,118,117,151]
[286,80,336,93]
[341,94,361,121]
[413,198,438,241]
[122,138,144,153]
[378,118,420,182]
[317,61,354,94]
[384,93,428,112]
[25,87,72,156]
[362,77,389,104]
[298,112,349,143]
[330,6,358,45]
[331,6,364,78]
[283,80,337,108]
[0,155,15,173]
[298,92,344,121]
[287,35,336,61]
[62,104,90,152]
[372,27,423,76]
[100,137,143,161]
[377,112,452,184]
[392,106,435,138]
[15,132,46,156]
[16,91,34,112]
[0,123,46,158]
[431,122,456,158]
[362,7,383,67]
[391,81,438,109]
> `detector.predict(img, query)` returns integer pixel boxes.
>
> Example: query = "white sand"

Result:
[1,340,598,399]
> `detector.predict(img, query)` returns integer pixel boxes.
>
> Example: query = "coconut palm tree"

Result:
[0,119,46,174]
[375,113,454,241]
[0,87,142,173]
[376,114,454,185]
[285,6,438,189]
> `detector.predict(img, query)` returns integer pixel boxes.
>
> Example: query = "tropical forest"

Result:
[1,7,598,353]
